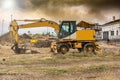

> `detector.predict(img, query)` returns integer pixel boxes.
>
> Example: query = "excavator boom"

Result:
[19,21,59,32]
[10,19,59,46]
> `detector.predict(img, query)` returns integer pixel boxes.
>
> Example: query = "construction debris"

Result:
[34,40,52,48]
[19,33,32,39]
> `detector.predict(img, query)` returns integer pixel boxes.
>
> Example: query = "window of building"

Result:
[111,31,114,36]
[116,30,118,35]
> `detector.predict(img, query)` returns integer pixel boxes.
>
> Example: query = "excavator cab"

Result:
[58,21,76,39]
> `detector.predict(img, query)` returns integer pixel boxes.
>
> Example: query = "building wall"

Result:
[101,23,120,41]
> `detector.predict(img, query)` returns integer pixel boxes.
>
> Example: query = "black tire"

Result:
[58,44,69,54]
[83,43,95,54]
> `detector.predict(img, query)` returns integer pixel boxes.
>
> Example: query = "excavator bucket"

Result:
[50,41,58,54]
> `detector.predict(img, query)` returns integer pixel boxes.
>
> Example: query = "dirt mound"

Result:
[0,32,11,41]
[0,32,32,45]
[0,32,11,45]
[19,33,32,39]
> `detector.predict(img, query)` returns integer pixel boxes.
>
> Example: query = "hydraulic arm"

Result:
[10,19,59,46]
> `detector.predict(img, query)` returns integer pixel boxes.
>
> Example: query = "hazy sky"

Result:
[0,0,120,35]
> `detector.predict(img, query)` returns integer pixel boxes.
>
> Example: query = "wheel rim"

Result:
[61,46,67,54]
[87,46,94,52]
[84,45,95,54]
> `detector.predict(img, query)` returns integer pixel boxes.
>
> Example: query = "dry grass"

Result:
[0,46,120,80]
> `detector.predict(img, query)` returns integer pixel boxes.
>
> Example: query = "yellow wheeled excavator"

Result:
[10,18,101,54]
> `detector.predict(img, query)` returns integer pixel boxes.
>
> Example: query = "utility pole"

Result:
[118,15,120,42]
[11,15,13,21]
[10,14,13,45]
[0,21,1,36]
[2,19,4,35]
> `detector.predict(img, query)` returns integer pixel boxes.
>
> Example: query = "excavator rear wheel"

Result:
[83,43,95,55]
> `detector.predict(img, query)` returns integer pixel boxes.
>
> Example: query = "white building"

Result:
[101,19,120,41]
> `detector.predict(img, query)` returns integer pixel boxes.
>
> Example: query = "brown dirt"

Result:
[0,42,120,80]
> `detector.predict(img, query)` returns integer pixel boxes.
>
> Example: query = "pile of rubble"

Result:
[34,40,52,48]
[0,32,57,48]
[33,37,57,48]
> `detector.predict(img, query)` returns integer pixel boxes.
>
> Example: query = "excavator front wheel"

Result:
[58,44,69,54]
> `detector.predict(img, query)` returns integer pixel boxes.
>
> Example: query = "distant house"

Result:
[101,19,120,41]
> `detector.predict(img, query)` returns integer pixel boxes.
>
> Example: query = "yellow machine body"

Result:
[61,30,95,41]
[76,30,95,41]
